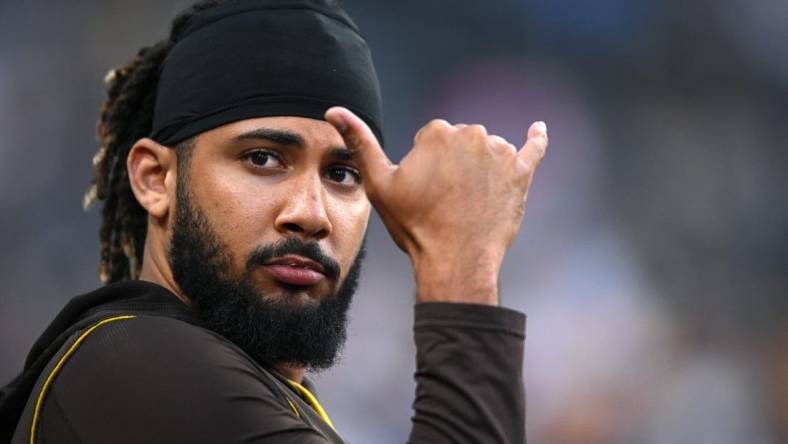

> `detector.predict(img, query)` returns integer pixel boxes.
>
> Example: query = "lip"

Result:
[265,255,325,274]
[262,255,326,287]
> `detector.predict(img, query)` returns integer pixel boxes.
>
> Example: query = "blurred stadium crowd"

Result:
[1,1,785,443]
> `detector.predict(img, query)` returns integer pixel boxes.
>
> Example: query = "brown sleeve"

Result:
[408,302,526,444]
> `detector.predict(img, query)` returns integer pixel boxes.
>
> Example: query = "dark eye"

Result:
[326,166,361,186]
[245,150,283,169]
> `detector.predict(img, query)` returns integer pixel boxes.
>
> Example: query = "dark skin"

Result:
[127,107,548,383]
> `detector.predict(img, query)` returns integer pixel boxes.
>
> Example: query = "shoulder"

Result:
[65,314,253,373]
[38,315,316,442]
[53,314,272,402]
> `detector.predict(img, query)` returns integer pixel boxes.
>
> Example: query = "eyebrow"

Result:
[235,128,305,147]
[328,147,354,161]
[235,127,354,161]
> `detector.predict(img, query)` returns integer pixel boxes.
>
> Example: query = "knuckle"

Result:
[457,124,488,147]
[413,127,424,143]
[416,119,451,142]
[470,123,487,133]
[489,135,516,153]
[427,119,451,131]
[465,124,487,136]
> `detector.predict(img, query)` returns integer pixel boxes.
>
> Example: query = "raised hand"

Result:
[325,107,548,305]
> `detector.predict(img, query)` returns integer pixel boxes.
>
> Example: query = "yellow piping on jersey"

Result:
[288,380,335,430]
[287,398,301,418]
[29,315,136,444]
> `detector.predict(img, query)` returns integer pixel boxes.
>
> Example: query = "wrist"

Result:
[412,250,502,305]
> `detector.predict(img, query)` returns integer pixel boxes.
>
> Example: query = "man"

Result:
[0,0,548,442]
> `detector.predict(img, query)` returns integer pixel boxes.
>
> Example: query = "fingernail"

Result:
[535,121,547,133]
[325,108,348,134]
[336,119,348,134]
[332,114,348,134]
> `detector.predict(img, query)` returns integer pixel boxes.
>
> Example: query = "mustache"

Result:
[246,237,341,281]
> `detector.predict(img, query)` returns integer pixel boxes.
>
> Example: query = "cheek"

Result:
[191,171,282,263]
[328,198,370,273]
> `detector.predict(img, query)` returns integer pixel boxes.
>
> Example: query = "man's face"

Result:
[168,116,371,370]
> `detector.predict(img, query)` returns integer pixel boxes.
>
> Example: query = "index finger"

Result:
[324,106,395,186]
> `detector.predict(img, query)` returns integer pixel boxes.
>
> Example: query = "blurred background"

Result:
[1,0,785,443]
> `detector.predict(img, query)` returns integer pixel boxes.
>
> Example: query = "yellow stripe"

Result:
[287,398,301,418]
[288,380,335,430]
[29,315,136,444]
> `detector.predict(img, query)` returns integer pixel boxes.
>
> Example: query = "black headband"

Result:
[150,0,384,146]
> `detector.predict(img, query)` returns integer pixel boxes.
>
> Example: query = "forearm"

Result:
[407,302,526,444]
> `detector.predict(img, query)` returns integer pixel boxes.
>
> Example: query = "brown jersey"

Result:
[3,280,526,443]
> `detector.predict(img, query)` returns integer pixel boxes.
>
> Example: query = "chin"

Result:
[254,282,323,308]
[278,288,322,307]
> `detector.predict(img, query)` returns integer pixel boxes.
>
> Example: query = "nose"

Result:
[274,173,332,240]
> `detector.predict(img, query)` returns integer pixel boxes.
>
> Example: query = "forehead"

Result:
[194,116,346,151]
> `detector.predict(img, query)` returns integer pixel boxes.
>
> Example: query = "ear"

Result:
[127,137,177,220]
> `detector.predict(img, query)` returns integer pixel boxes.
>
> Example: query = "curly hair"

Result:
[84,1,228,283]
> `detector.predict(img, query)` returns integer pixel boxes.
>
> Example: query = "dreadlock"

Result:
[84,1,228,284]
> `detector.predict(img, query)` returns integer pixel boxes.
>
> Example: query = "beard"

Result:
[168,181,365,371]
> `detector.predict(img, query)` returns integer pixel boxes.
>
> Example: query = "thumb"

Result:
[325,107,394,189]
